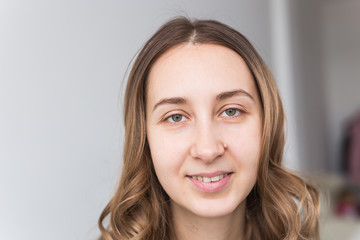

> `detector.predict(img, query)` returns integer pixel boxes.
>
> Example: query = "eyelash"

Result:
[165,114,189,124]
[219,108,243,118]
[163,107,244,124]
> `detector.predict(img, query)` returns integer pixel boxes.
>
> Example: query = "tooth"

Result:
[203,177,211,183]
[211,176,220,182]
[192,174,230,182]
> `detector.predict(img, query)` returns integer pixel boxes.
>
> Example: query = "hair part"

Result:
[98,17,320,240]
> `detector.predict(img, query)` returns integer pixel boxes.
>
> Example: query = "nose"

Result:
[190,123,225,163]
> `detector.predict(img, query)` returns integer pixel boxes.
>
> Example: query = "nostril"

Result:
[190,127,225,162]
[190,141,225,162]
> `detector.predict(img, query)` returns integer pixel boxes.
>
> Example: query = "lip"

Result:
[186,172,233,193]
[189,171,230,178]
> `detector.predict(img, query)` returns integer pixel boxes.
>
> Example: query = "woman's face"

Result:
[146,43,262,218]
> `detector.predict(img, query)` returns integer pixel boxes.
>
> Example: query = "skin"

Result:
[146,43,262,240]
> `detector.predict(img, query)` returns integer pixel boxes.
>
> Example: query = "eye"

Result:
[220,108,241,117]
[166,114,188,123]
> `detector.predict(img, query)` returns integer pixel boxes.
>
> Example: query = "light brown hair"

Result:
[98,17,320,240]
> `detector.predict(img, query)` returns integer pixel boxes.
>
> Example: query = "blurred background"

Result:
[0,0,359,239]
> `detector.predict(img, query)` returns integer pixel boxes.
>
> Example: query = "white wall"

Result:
[320,0,360,172]
[286,0,329,173]
[283,0,360,174]
[0,1,273,239]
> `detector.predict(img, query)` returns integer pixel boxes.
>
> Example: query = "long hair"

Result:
[98,17,320,240]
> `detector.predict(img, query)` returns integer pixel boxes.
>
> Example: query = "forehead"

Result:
[147,43,257,102]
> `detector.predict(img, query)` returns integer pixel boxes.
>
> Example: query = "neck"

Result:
[170,202,246,240]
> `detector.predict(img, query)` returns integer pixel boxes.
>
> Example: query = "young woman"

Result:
[98,17,320,240]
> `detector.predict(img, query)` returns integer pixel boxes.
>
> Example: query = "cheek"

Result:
[147,132,190,198]
[227,123,262,167]
[147,130,189,180]
[229,127,261,192]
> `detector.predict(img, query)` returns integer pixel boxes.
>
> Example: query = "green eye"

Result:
[224,108,237,116]
[170,114,183,122]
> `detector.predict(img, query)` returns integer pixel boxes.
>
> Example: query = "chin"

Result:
[186,198,244,219]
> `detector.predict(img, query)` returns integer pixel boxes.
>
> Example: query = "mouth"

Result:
[189,173,230,183]
[186,172,233,192]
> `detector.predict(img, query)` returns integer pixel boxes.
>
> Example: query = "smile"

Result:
[187,172,232,192]
[190,173,229,183]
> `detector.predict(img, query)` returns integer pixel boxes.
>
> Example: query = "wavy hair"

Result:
[98,17,320,240]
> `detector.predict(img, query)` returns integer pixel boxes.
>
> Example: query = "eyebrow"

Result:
[152,97,187,112]
[152,89,254,112]
[216,89,254,102]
